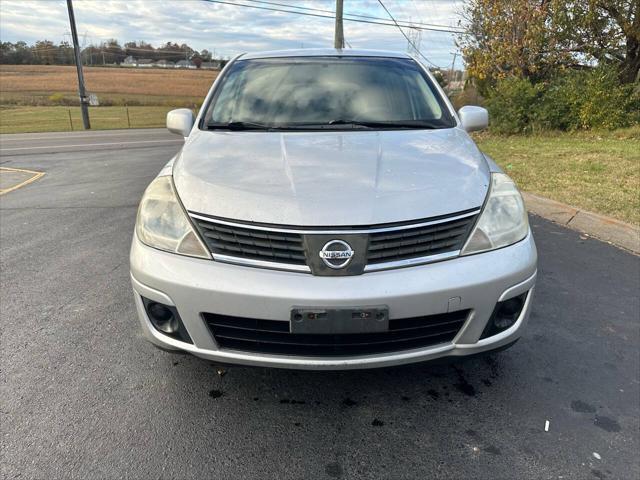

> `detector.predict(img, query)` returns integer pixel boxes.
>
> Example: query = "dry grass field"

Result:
[0,64,218,106]
[0,64,218,96]
[0,65,218,134]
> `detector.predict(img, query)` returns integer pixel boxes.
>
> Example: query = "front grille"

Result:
[203,310,469,357]
[191,209,479,273]
[367,216,476,264]
[194,219,306,265]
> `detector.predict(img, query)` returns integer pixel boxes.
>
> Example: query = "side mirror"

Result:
[167,108,194,137]
[458,106,488,132]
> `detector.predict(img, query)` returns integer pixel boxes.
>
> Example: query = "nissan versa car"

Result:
[130,49,537,370]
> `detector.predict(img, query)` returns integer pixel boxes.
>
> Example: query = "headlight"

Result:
[135,176,211,259]
[461,173,528,255]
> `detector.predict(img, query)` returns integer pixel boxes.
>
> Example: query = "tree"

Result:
[34,40,56,65]
[191,54,203,68]
[124,41,155,61]
[552,0,639,83]
[55,41,74,65]
[430,69,447,89]
[157,42,188,62]
[0,38,207,66]
[14,41,33,64]
[459,0,569,93]
[460,0,639,88]
[102,39,124,64]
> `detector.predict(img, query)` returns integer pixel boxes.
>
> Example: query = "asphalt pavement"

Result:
[0,128,183,156]
[1,129,638,480]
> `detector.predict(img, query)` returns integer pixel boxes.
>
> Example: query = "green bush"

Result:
[485,77,543,134]
[534,72,583,131]
[48,92,66,105]
[578,67,637,130]
[484,67,639,133]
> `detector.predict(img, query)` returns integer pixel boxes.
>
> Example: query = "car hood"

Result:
[173,128,489,226]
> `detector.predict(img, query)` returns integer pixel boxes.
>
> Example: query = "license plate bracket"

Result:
[290,306,389,334]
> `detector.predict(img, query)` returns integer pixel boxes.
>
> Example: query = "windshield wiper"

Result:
[207,121,325,131]
[206,121,272,130]
[206,120,444,131]
[326,119,442,129]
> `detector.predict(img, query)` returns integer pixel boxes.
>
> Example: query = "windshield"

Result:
[203,56,455,130]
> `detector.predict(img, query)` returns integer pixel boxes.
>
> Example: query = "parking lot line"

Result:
[0,167,45,195]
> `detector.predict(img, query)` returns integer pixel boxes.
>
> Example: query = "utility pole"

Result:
[66,0,90,129]
[334,0,344,49]
[449,51,458,84]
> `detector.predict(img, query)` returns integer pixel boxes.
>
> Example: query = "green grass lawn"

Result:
[476,128,640,225]
[1,105,637,225]
[0,105,174,133]
[0,91,203,108]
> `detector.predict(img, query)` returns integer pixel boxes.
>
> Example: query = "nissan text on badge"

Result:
[130,49,537,370]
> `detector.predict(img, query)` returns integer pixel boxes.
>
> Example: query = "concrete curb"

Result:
[522,192,640,254]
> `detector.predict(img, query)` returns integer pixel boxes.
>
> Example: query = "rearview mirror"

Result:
[458,106,488,132]
[167,109,194,137]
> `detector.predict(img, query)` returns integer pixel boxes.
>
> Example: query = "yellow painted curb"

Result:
[0,167,45,195]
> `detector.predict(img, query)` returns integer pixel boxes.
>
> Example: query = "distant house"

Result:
[175,60,196,69]
[200,61,222,70]
[154,59,175,68]
[122,55,136,66]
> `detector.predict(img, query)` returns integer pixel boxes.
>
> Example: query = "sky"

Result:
[0,0,466,69]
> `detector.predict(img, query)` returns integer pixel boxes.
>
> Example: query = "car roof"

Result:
[239,48,412,60]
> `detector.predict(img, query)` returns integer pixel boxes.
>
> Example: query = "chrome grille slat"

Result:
[203,232,305,252]
[371,219,471,242]
[368,229,467,251]
[195,219,307,266]
[367,215,476,264]
[190,209,479,272]
[366,241,460,260]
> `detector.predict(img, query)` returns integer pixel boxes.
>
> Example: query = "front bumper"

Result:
[130,232,537,370]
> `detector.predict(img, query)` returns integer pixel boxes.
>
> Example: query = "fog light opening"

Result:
[481,292,528,339]
[141,297,193,344]
[148,302,179,334]
[494,296,524,329]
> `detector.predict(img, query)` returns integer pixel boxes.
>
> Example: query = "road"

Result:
[1,129,638,480]
[0,128,183,156]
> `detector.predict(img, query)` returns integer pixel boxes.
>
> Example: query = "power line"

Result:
[202,0,465,34]
[376,0,440,68]
[241,0,466,32]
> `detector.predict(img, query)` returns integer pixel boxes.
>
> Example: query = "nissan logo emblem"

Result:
[319,240,354,269]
